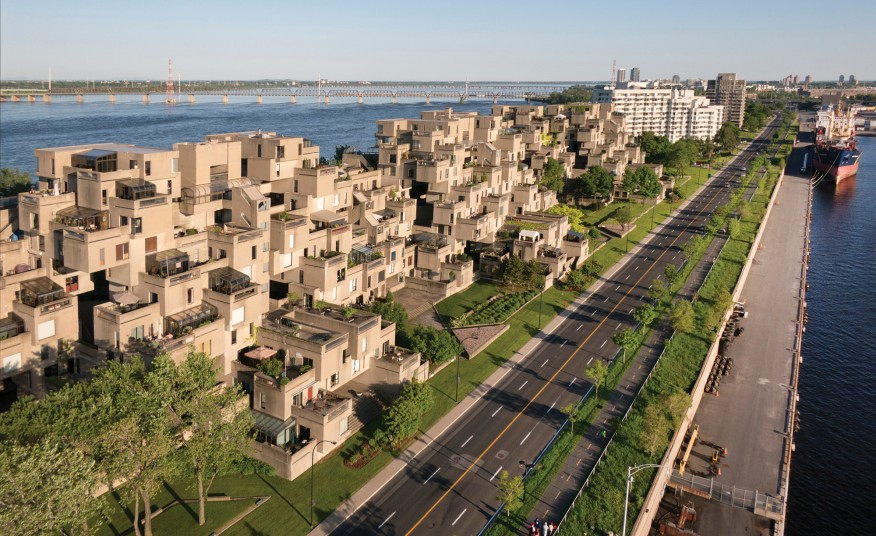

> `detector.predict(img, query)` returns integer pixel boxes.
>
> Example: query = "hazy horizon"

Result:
[2,0,874,81]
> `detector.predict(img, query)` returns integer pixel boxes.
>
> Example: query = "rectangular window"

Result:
[252,245,257,260]
[350,278,357,291]
[120,215,128,226]
[293,180,298,193]
[37,320,56,340]
[260,392,266,409]
[115,243,129,261]
[187,288,194,304]
[257,144,262,158]
[167,180,173,194]
[171,158,179,173]
[288,235,294,249]
[361,338,367,352]
[145,236,158,253]
[102,189,108,206]
[276,146,285,159]
[231,307,245,326]
[131,218,142,235]
[352,358,361,373]
[231,330,238,345]
[145,161,151,176]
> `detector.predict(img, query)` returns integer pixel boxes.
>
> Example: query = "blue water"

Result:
[0,95,497,170]
[1,100,873,534]
[786,136,876,536]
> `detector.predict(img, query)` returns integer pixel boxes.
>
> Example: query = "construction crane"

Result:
[165,59,176,105]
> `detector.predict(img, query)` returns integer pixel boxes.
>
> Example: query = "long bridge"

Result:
[0,83,571,104]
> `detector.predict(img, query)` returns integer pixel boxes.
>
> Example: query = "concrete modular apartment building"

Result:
[0,103,639,479]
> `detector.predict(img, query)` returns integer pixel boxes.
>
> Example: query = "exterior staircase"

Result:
[346,390,385,435]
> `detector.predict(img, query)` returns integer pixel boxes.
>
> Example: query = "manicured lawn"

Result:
[435,280,500,322]
[98,484,262,536]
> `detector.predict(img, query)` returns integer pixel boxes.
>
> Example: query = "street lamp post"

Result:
[456,335,478,402]
[310,440,337,528]
[623,463,664,536]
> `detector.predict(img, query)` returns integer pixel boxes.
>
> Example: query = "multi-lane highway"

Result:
[330,119,783,536]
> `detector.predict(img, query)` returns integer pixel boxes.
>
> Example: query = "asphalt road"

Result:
[332,119,783,536]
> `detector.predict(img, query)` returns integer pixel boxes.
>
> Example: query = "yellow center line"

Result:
[404,135,767,534]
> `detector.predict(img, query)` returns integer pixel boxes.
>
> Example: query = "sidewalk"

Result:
[309,177,716,536]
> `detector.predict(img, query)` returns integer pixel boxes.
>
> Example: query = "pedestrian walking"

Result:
[550,521,556,534]
[601,429,606,439]
[542,520,549,536]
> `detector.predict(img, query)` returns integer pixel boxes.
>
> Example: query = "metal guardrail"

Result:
[668,473,783,520]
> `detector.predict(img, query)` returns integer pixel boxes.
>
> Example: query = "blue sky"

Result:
[1,0,873,81]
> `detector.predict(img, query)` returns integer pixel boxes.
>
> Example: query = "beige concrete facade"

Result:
[707,73,746,128]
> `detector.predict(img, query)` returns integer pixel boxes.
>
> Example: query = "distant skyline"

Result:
[1,0,874,82]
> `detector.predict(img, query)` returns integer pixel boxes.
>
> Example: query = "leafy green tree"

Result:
[0,168,33,197]
[561,402,584,435]
[713,287,734,314]
[369,298,410,343]
[407,325,462,365]
[648,278,667,303]
[0,440,104,536]
[573,166,614,200]
[546,85,593,104]
[669,300,695,333]
[737,200,752,220]
[586,360,609,400]
[588,227,601,240]
[727,218,741,239]
[663,391,692,427]
[496,256,545,292]
[333,145,352,165]
[565,269,589,290]
[384,394,421,445]
[399,378,433,416]
[633,167,663,202]
[257,357,284,379]
[663,264,681,287]
[704,307,724,332]
[496,470,525,516]
[682,234,704,261]
[546,204,585,232]
[581,258,603,281]
[614,206,632,231]
[174,354,254,526]
[633,303,658,328]
[540,157,566,193]
[612,328,638,364]
[640,403,670,457]
[667,139,698,182]
[714,122,740,152]
[637,132,673,164]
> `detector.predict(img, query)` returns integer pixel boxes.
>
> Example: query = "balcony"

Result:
[18,276,69,311]
[0,314,26,342]
[296,393,351,422]
[54,206,110,232]
[207,224,263,243]
[146,248,191,278]
[164,302,220,338]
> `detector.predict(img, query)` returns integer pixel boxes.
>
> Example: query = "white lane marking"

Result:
[490,465,503,481]
[615,285,620,291]
[452,509,467,526]
[560,340,567,348]
[625,274,630,280]
[492,407,501,417]
[576,324,583,331]
[616,322,622,329]
[601,340,607,348]
[604,296,609,302]
[461,435,473,448]
[547,399,558,414]
[541,359,548,368]
[518,380,528,391]
[592,308,598,314]
[378,512,396,529]
[521,431,532,445]
[424,468,440,484]
[587,357,594,365]
[629,307,634,314]
[569,377,577,387]
[648,284,652,289]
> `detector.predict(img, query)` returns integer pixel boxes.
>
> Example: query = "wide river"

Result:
[0,98,872,535]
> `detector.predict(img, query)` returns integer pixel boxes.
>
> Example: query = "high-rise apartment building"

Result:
[805,74,812,85]
[630,67,640,83]
[616,68,626,84]
[849,74,856,85]
[706,73,746,128]
[839,74,845,84]
[591,87,724,142]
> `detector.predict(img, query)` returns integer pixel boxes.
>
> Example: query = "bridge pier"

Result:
[256,95,262,104]
[0,96,6,102]
[109,94,116,104]
[425,95,431,104]
[76,94,84,103]
[492,96,499,104]
[223,94,229,104]
[188,94,195,104]
[27,95,36,103]
[43,95,52,103]
[357,96,363,104]
[459,94,467,103]
[290,95,296,104]
[143,94,150,104]
[391,95,397,104]
[324,96,329,105]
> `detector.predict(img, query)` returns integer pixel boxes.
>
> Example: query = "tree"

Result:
[496,256,545,293]
[713,288,734,315]
[496,470,525,516]
[648,278,667,303]
[727,218,741,239]
[257,357,284,379]
[704,307,723,332]
[667,139,698,183]
[682,235,704,261]
[612,328,638,364]
[0,168,33,197]
[614,206,632,231]
[633,303,658,328]
[333,145,351,165]
[663,391,692,427]
[663,264,681,287]
[637,132,672,164]
[561,403,583,436]
[581,258,603,282]
[634,167,663,216]
[586,361,609,400]
[546,204,585,232]
[565,269,589,290]
[737,199,752,220]
[588,227,601,240]
[640,403,670,457]
[173,353,254,526]
[714,122,740,152]
[369,298,410,344]
[540,157,565,193]
[0,440,104,536]
[573,166,614,200]
[669,300,695,333]
[384,379,434,445]
[407,325,462,365]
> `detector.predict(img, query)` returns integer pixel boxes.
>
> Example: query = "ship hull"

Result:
[812,159,859,182]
